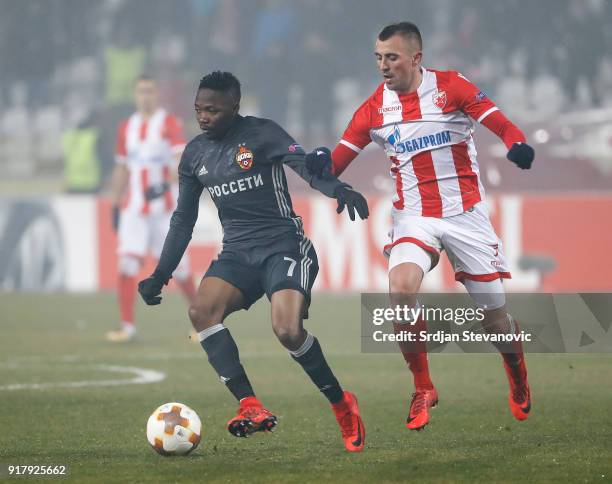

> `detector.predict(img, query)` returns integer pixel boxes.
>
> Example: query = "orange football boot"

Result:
[227,396,277,437]
[406,388,438,430]
[332,390,365,452]
[504,360,531,421]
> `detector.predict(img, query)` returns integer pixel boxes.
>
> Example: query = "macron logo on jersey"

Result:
[207,173,264,198]
[388,129,452,154]
[378,104,403,114]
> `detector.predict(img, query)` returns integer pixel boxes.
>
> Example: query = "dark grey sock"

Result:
[291,335,344,404]
[200,326,255,401]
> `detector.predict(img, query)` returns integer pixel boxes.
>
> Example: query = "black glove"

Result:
[144,182,170,201]
[138,271,168,306]
[305,147,332,178]
[507,142,534,170]
[112,205,120,232]
[334,186,369,221]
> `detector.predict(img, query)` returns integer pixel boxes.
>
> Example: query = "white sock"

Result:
[289,332,315,358]
[198,323,226,342]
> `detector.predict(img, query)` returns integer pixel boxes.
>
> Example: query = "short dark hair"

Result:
[378,22,422,50]
[198,71,241,102]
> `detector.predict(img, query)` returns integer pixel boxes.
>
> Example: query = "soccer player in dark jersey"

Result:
[137,71,368,452]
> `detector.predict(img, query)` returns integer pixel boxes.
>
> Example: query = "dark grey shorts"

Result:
[204,237,319,310]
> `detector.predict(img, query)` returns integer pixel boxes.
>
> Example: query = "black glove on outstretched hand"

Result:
[507,142,535,170]
[138,271,168,306]
[112,205,120,232]
[334,186,369,221]
[305,147,332,178]
[144,182,170,201]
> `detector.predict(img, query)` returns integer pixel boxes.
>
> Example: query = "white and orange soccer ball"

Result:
[146,402,202,456]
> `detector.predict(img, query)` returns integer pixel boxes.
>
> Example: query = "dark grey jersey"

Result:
[154,115,347,281]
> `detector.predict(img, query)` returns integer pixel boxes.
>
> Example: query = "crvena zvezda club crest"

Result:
[432,90,447,109]
[235,145,254,170]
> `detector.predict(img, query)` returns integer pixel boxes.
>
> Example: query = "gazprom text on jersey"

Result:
[393,130,451,154]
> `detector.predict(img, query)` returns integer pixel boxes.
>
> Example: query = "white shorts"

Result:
[117,210,190,272]
[384,202,511,283]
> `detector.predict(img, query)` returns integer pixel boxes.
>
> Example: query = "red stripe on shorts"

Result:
[455,271,512,282]
[383,236,439,256]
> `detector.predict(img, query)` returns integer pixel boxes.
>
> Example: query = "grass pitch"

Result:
[1,292,611,483]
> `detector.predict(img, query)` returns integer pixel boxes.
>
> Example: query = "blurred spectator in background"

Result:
[1,0,611,192]
[250,0,298,127]
[62,110,102,193]
[557,0,605,107]
[151,31,193,123]
[293,0,340,148]
[106,75,196,342]
[104,26,146,112]
[1,85,34,177]
[0,0,54,108]
[206,0,241,73]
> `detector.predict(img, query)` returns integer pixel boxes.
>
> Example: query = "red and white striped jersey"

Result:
[338,68,502,218]
[115,108,186,214]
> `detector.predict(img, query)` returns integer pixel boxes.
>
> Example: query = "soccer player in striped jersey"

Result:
[107,75,196,342]
[138,71,368,452]
[307,22,534,430]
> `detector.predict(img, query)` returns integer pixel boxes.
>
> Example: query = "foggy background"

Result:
[0,0,611,293]
[1,0,611,193]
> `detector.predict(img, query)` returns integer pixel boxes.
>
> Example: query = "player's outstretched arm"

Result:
[138,149,204,306]
[285,150,369,220]
[452,71,535,170]
[479,111,535,170]
[262,119,368,220]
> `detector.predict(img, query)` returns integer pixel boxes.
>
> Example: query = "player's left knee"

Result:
[271,317,304,349]
[188,303,225,330]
